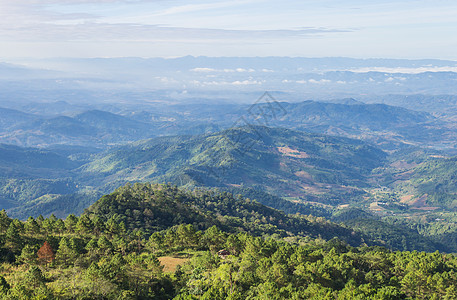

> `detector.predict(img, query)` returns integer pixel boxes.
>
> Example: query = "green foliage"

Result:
[0,184,456,299]
[397,156,457,207]
[82,126,386,205]
[84,183,369,246]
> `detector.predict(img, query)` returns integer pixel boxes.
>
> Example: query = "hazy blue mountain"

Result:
[2,97,455,151]
[0,107,38,130]
[0,62,61,80]
[361,94,457,115]
[0,144,86,213]
[0,144,80,174]
[3,57,457,102]
[278,101,434,129]
[0,108,157,147]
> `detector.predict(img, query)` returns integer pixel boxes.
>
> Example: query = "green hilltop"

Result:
[82,126,387,203]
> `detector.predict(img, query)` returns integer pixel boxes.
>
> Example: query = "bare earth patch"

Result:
[400,194,414,203]
[158,256,189,273]
[278,146,309,158]
[294,171,313,180]
[390,160,418,170]
[369,202,385,211]
[407,194,439,210]
[227,183,242,188]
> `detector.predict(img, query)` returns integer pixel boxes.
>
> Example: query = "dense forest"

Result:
[1,183,457,299]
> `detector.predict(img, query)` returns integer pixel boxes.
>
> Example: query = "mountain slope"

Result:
[85,182,449,252]
[2,98,455,150]
[81,126,387,203]
[0,144,93,216]
[84,182,370,246]
[74,110,154,138]
[0,107,38,131]
[0,126,386,218]
[280,101,435,130]
[0,144,80,176]
[0,108,156,147]
[393,156,457,208]
[264,101,455,150]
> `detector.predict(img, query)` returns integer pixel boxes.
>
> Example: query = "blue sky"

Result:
[1,0,456,59]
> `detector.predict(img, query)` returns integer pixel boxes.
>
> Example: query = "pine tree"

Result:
[65,214,78,233]
[17,244,38,265]
[106,216,120,236]
[0,209,11,233]
[24,217,41,236]
[37,241,55,265]
[92,216,105,236]
[75,215,93,235]
[41,216,55,235]
[56,237,77,266]
[5,222,22,251]
[24,266,45,289]
[97,236,114,254]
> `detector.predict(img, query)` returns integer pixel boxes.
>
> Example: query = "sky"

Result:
[0,0,457,59]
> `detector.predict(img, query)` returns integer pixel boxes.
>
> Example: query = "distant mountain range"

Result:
[2,57,457,102]
[0,109,155,148]
[1,99,455,150]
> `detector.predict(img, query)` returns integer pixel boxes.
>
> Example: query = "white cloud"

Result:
[1,0,456,58]
[308,79,331,84]
[349,66,457,74]
[190,67,217,72]
[235,68,255,72]
[193,79,263,86]
[0,22,343,44]
[231,79,262,85]
[154,1,258,16]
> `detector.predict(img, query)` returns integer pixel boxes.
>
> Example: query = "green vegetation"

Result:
[85,183,367,246]
[82,126,386,204]
[395,156,457,208]
[0,126,387,218]
[0,184,457,299]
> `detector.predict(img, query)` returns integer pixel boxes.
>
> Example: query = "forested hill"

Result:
[84,183,369,247]
[85,183,451,252]
[1,125,386,218]
[394,156,457,208]
[0,144,79,175]
[82,126,387,201]
[1,182,457,298]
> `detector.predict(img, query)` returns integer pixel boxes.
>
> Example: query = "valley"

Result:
[2,95,457,256]
[2,0,457,296]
